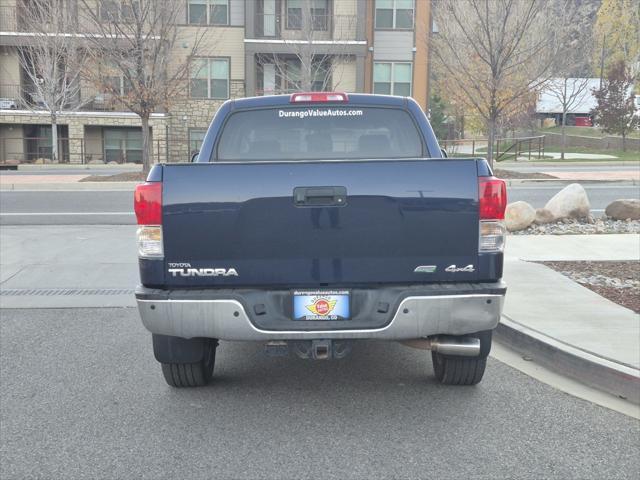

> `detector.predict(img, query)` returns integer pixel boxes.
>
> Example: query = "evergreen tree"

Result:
[429,94,450,141]
[591,60,638,151]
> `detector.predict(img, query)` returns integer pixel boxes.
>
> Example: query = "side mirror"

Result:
[190,152,199,162]
[440,148,448,158]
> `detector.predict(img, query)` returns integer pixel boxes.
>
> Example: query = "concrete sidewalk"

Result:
[500,234,640,403]
[505,234,640,261]
[542,171,640,181]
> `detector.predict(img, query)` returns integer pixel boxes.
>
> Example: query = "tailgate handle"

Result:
[294,186,347,207]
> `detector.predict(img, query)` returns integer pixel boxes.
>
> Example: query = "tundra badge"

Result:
[167,263,238,277]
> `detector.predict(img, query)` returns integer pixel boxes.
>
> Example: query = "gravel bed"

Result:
[540,261,640,313]
[510,216,640,235]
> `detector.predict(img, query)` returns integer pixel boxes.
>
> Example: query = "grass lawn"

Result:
[541,126,640,139]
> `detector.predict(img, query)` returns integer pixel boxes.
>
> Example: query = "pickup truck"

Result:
[134,92,507,388]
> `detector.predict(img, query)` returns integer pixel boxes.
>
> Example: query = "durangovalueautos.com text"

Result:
[278,108,364,118]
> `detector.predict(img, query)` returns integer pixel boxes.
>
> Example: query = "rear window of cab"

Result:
[215,106,424,161]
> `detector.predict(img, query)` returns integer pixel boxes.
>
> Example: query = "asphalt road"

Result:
[1,223,639,478]
[1,307,639,479]
[1,184,638,225]
[0,166,140,176]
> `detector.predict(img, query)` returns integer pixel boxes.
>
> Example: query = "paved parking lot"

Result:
[1,214,639,479]
[1,307,639,479]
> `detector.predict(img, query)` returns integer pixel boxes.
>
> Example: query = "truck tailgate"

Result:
[162,159,481,287]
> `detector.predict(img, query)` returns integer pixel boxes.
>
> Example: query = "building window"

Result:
[373,62,412,96]
[286,0,328,30]
[283,57,330,92]
[104,128,142,164]
[189,129,207,156]
[103,75,132,96]
[99,0,139,23]
[188,0,229,25]
[375,0,414,29]
[190,58,229,99]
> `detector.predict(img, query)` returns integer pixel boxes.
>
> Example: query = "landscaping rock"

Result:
[605,199,640,220]
[534,208,555,224]
[505,201,536,231]
[544,183,590,220]
[510,215,640,235]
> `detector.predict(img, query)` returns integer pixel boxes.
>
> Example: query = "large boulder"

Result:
[605,199,640,220]
[544,183,590,220]
[534,208,555,224]
[505,201,536,231]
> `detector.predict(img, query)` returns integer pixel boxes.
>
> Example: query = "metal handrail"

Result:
[440,135,546,160]
[253,13,359,40]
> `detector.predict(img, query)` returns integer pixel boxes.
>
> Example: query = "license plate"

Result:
[293,290,350,321]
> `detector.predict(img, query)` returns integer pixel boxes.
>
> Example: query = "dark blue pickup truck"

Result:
[134,93,507,388]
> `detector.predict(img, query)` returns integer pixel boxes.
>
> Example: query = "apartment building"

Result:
[0,0,430,164]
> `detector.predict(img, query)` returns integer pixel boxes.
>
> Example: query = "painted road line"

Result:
[0,212,134,216]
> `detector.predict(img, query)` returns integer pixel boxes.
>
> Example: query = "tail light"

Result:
[134,182,163,258]
[478,177,507,253]
[290,92,348,103]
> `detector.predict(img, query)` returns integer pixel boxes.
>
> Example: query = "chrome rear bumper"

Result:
[136,289,504,341]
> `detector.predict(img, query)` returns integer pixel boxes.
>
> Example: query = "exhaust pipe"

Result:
[430,336,480,356]
[401,336,481,356]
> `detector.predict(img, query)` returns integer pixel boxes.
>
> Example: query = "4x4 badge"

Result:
[445,264,475,273]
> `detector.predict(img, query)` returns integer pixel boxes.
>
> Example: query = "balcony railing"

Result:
[254,13,359,41]
[0,6,17,31]
[0,5,147,35]
[0,5,80,33]
[0,80,246,112]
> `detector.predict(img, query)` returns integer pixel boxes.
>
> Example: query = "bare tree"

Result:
[541,77,592,158]
[80,0,204,172]
[16,0,88,163]
[432,0,569,165]
[255,0,357,93]
[541,2,596,159]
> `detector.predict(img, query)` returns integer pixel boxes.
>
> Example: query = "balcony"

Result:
[254,13,360,42]
[0,84,102,111]
[0,4,132,37]
[0,80,247,113]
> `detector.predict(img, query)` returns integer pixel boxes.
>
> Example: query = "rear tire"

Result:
[161,340,217,388]
[431,330,491,385]
[431,352,487,385]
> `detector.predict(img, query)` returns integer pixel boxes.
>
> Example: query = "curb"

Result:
[15,164,142,171]
[505,179,639,186]
[495,316,640,404]
[499,161,640,167]
[0,182,138,191]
